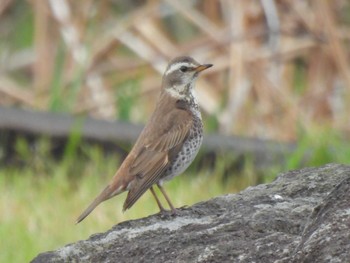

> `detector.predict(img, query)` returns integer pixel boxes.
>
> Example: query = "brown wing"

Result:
[123,107,192,211]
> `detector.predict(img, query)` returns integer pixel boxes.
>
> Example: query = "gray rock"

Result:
[31,163,350,263]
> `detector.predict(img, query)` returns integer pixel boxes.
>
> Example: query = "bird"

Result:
[76,56,213,223]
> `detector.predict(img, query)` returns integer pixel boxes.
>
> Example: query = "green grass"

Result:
[2,125,350,262]
[286,125,350,169]
[0,144,248,262]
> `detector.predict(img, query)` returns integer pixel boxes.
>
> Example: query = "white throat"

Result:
[165,84,187,99]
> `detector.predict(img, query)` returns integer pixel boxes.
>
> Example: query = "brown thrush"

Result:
[76,56,212,223]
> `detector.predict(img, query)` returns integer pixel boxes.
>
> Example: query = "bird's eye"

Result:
[180,66,188,72]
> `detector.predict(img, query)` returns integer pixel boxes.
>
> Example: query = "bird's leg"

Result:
[157,184,177,215]
[149,186,166,212]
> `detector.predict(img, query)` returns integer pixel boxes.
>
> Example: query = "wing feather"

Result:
[123,153,168,211]
[123,107,193,210]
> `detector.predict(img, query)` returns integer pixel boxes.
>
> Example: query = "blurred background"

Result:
[1,0,350,261]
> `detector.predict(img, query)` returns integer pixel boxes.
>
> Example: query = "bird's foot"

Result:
[170,207,178,216]
[157,208,179,219]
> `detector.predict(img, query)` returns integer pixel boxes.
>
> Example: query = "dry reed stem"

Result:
[219,0,248,134]
[33,0,53,108]
[1,0,350,140]
[0,77,35,107]
[135,18,177,58]
[0,0,12,16]
[316,1,350,86]
[164,0,225,48]
[48,0,115,118]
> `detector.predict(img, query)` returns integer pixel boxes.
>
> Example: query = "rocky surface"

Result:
[32,163,350,263]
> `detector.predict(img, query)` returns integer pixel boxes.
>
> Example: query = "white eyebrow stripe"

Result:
[165,62,196,75]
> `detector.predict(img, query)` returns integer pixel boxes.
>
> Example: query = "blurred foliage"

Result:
[2,127,350,261]
[0,140,247,262]
[1,0,350,140]
[115,78,140,121]
[286,125,350,170]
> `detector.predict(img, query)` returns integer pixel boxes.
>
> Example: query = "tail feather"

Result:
[76,185,113,224]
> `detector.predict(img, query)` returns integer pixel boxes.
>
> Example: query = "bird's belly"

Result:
[160,123,203,183]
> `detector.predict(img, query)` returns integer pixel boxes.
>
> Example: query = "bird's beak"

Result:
[194,64,213,73]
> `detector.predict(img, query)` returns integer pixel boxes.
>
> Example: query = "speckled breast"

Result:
[160,116,203,183]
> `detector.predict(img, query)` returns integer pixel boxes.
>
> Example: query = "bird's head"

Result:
[162,56,212,99]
